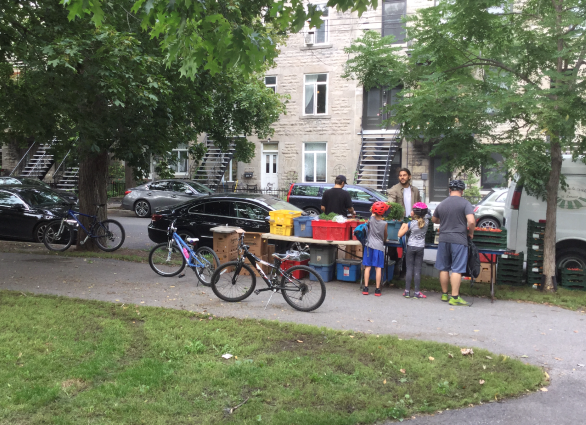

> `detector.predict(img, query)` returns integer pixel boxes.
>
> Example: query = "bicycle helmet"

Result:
[412,202,428,217]
[449,179,466,191]
[371,201,390,216]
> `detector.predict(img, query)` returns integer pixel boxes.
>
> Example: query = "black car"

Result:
[148,193,303,248]
[286,182,388,217]
[0,186,72,243]
[0,176,78,204]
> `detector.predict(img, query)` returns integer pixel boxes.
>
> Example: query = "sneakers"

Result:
[403,290,410,298]
[413,291,427,299]
[362,286,369,295]
[375,288,381,297]
[448,296,470,306]
[441,293,449,302]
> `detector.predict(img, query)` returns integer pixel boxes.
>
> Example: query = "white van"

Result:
[503,155,586,272]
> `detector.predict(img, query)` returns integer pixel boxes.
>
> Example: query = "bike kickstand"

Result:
[264,289,277,310]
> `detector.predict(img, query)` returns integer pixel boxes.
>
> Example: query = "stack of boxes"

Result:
[242,232,269,277]
[212,230,240,264]
[269,210,301,236]
[526,219,546,287]
[561,268,586,289]
[473,228,508,250]
[496,252,525,286]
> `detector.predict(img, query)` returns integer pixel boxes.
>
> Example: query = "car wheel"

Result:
[34,223,48,243]
[134,200,151,218]
[177,229,195,242]
[304,207,320,217]
[556,247,586,281]
[476,217,500,229]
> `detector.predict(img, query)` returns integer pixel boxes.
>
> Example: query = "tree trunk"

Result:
[76,151,109,251]
[124,162,136,189]
[543,141,562,291]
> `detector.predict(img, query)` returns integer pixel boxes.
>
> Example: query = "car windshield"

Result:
[478,191,496,205]
[262,197,303,211]
[369,188,388,200]
[20,178,50,188]
[188,181,213,194]
[18,189,65,207]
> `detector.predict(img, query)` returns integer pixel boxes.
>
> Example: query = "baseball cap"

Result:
[336,175,347,183]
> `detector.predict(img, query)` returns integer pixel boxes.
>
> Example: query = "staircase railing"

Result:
[9,142,36,176]
[24,145,51,178]
[381,137,397,190]
[354,127,364,184]
[52,149,71,185]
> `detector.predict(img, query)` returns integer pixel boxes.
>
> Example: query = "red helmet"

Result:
[372,201,389,216]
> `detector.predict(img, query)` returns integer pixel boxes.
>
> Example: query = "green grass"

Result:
[0,291,546,424]
[391,276,586,311]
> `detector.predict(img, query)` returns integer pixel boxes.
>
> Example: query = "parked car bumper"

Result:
[148,224,168,244]
[121,195,135,211]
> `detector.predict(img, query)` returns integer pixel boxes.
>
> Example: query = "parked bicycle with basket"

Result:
[43,203,125,252]
[210,229,326,312]
[149,219,220,286]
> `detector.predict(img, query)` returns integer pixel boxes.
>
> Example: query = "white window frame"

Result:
[169,144,189,176]
[264,76,277,93]
[303,73,328,116]
[305,3,329,45]
[302,142,327,183]
[223,159,237,182]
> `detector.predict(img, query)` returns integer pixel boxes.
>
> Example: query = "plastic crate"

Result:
[312,220,350,241]
[385,261,395,282]
[293,216,315,238]
[561,268,586,288]
[309,245,337,265]
[386,220,403,241]
[269,210,302,226]
[308,262,335,282]
[336,259,362,282]
[348,219,367,241]
[280,258,310,279]
[270,223,293,236]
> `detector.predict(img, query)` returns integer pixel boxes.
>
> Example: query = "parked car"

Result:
[504,155,586,273]
[0,186,73,243]
[473,188,508,229]
[147,193,302,248]
[0,176,78,204]
[122,179,213,218]
[286,182,388,218]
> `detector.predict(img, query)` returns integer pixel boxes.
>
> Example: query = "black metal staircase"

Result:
[192,136,236,187]
[355,131,400,191]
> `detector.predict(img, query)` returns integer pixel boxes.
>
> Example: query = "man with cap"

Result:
[321,175,356,217]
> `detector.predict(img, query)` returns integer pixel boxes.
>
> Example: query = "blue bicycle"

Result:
[43,203,125,252]
[148,220,220,286]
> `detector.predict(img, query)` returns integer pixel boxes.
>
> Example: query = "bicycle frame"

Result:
[168,231,207,269]
[53,206,102,245]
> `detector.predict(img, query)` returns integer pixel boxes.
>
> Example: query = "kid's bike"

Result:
[149,220,220,286]
[210,229,326,312]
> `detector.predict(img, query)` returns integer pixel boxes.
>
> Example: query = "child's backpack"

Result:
[353,222,369,246]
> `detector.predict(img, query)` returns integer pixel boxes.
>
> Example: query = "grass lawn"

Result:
[0,291,546,424]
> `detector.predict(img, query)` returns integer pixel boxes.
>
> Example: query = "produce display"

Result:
[318,212,338,220]
[384,202,405,221]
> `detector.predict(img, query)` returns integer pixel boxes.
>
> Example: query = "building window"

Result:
[264,76,276,93]
[481,153,507,189]
[382,0,406,44]
[305,4,329,45]
[169,143,188,174]
[304,74,328,115]
[303,142,327,182]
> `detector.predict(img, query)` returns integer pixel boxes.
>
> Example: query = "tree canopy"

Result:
[344,0,586,290]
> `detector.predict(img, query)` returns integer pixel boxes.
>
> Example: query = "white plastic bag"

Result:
[332,215,347,223]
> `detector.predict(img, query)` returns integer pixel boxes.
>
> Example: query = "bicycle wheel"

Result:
[149,242,186,277]
[95,219,125,252]
[280,265,326,312]
[211,261,256,302]
[193,246,220,287]
[43,220,74,252]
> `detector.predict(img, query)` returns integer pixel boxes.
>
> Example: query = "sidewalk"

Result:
[0,252,584,424]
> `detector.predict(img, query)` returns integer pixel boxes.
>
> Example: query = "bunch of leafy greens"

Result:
[318,212,339,221]
[384,202,405,221]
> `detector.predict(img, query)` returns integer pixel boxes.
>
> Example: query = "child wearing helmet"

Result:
[398,202,429,299]
[362,201,389,297]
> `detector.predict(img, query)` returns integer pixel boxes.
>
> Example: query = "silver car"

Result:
[474,188,508,229]
[122,179,213,217]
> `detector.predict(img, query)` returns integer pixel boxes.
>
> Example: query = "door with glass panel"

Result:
[261,143,278,190]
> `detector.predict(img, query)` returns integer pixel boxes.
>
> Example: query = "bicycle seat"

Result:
[186,237,199,244]
[93,203,106,206]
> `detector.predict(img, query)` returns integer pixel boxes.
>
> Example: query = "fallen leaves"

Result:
[486,356,493,360]
[461,348,474,356]
[540,387,548,392]
[448,353,454,358]
[479,380,485,385]
[521,355,528,358]
[428,356,435,361]
[296,340,303,343]
[383,379,387,384]
[400,369,406,374]
[221,354,233,359]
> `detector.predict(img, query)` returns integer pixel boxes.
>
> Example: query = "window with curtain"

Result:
[264,76,276,93]
[304,74,328,115]
[382,0,406,44]
[303,142,327,182]
[481,153,507,189]
[314,4,329,44]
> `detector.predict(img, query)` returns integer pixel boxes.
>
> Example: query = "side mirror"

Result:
[185,189,194,195]
[265,216,271,224]
[12,204,25,212]
[369,197,377,202]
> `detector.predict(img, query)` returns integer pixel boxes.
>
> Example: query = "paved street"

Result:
[107,209,154,250]
[0,252,584,424]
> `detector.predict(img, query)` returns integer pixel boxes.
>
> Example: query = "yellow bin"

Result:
[269,210,302,226]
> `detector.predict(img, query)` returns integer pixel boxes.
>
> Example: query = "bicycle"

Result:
[43,203,125,252]
[148,219,220,286]
[210,229,326,312]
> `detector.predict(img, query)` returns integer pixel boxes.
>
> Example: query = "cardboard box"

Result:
[243,232,268,257]
[477,263,496,283]
[267,244,276,261]
[217,250,238,264]
[213,231,239,253]
[242,254,270,277]
[336,244,363,260]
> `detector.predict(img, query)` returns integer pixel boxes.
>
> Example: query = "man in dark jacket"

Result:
[321,175,355,217]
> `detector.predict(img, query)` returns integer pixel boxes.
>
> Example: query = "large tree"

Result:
[343,0,586,291]
[0,0,285,250]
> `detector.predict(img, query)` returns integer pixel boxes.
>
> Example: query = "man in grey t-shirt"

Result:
[432,180,476,306]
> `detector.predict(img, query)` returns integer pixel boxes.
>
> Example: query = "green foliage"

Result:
[462,175,482,205]
[384,202,405,221]
[108,162,125,181]
[318,212,338,220]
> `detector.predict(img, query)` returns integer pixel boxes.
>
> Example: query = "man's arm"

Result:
[345,192,355,217]
[431,216,440,224]
[321,205,326,212]
[466,214,476,238]
[347,207,356,216]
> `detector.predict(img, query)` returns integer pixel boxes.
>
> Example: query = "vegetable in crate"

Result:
[383,202,405,221]
[318,212,338,220]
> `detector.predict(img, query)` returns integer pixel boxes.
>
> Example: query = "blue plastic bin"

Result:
[293,216,316,238]
[308,261,335,282]
[385,260,396,282]
[336,259,362,282]
[386,220,403,241]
